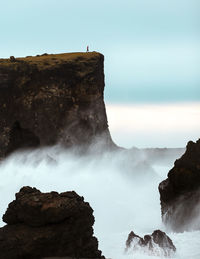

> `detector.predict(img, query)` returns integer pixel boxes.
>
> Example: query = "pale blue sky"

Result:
[0,0,199,103]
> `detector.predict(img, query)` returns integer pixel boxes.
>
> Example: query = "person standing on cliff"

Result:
[86,45,89,52]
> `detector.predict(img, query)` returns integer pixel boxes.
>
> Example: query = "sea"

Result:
[0,144,199,259]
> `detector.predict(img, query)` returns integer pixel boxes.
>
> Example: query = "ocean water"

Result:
[0,145,199,259]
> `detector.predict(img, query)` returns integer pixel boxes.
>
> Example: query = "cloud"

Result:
[106,103,200,148]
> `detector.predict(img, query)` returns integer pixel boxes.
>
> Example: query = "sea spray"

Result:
[0,145,199,258]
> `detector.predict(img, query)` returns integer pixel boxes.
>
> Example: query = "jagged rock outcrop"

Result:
[0,52,113,157]
[0,186,103,259]
[125,230,176,257]
[159,139,200,231]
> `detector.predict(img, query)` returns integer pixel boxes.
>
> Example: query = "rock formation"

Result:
[125,230,176,257]
[0,186,103,259]
[159,139,200,231]
[0,52,113,158]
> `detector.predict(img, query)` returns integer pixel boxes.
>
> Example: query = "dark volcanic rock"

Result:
[0,52,114,157]
[151,230,176,252]
[159,139,200,231]
[0,186,103,259]
[126,230,176,257]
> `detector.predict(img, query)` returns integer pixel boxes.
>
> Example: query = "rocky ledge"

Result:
[0,52,113,158]
[159,139,200,231]
[0,186,103,259]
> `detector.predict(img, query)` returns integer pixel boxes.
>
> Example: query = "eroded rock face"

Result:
[159,139,200,232]
[0,186,103,259]
[125,230,176,257]
[0,52,113,157]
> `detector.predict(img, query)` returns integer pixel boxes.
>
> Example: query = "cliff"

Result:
[0,186,103,259]
[159,139,200,231]
[0,52,113,157]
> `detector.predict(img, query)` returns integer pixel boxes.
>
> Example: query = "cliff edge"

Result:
[0,52,113,157]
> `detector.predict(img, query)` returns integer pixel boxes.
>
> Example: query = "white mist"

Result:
[0,145,199,259]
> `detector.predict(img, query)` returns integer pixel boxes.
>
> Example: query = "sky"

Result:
[0,0,200,147]
[1,0,199,103]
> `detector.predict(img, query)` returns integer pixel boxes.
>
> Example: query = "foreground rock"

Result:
[125,230,176,257]
[0,186,103,259]
[159,139,200,231]
[0,52,114,158]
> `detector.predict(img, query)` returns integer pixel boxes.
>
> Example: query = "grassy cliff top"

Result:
[0,51,103,70]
